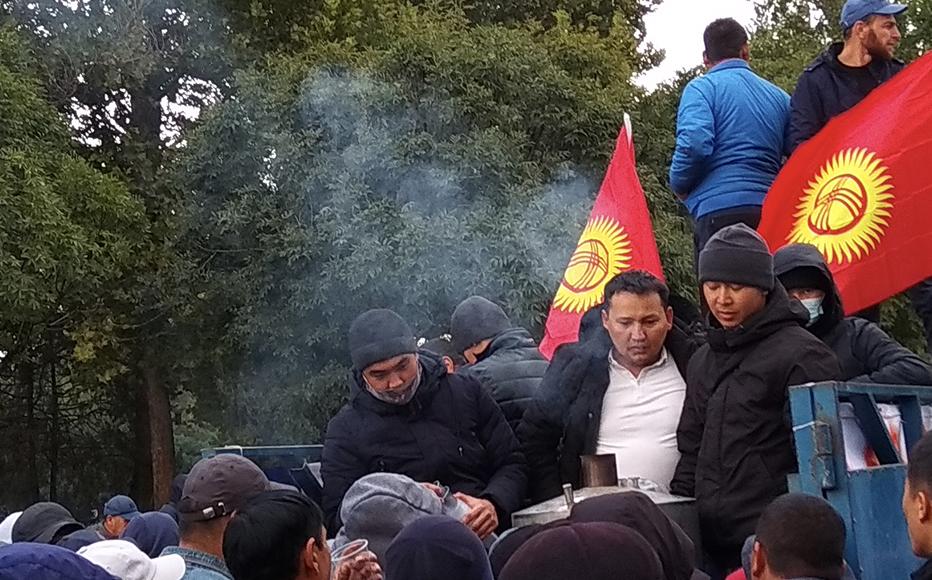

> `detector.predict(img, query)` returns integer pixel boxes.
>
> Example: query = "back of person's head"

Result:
[178,454,270,545]
[336,473,448,562]
[0,542,119,580]
[121,512,180,558]
[703,18,749,63]
[570,492,696,580]
[385,515,493,580]
[603,270,670,309]
[500,521,663,580]
[223,491,328,580]
[421,335,466,371]
[11,502,83,545]
[906,431,932,557]
[753,493,846,580]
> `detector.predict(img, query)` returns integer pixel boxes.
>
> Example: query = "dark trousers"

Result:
[909,278,932,354]
[692,205,763,271]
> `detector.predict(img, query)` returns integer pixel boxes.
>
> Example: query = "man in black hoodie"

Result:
[321,309,526,539]
[775,243,932,386]
[670,224,841,573]
[450,296,549,433]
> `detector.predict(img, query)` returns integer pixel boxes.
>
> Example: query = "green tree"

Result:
[0,25,147,511]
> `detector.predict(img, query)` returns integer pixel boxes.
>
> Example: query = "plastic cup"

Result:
[331,538,369,572]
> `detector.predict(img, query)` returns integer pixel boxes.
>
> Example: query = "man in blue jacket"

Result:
[669,18,790,263]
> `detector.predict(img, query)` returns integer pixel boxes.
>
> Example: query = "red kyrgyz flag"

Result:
[759,52,932,314]
[539,116,664,359]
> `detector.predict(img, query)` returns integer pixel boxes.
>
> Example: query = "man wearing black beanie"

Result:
[321,308,527,541]
[670,224,842,574]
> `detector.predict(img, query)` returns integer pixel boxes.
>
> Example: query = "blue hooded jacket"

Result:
[0,543,118,580]
[122,512,180,558]
[669,59,791,219]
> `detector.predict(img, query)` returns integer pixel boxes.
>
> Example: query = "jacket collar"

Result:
[913,559,932,580]
[821,41,900,75]
[161,546,231,578]
[708,58,751,74]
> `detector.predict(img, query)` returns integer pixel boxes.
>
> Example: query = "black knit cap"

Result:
[698,223,774,291]
[348,309,418,371]
[450,296,511,354]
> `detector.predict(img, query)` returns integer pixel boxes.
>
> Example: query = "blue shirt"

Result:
[161,546,232,580]
[669,59,791,219]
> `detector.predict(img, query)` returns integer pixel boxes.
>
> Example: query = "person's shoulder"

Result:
[773,324,836,357]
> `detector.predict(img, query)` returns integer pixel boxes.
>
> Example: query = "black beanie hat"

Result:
[451,296,512,354]
[698,223,774,291]
[348,309,418,371]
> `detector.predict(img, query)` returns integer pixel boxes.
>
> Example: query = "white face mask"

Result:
[800,297,825,327]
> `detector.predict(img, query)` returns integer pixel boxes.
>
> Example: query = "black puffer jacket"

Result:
[789,42,904,153]
[321,353,527,532]
[459,328,549,433]
[669,284,841,567]
[775,244,932,386]
[517,321,698,503]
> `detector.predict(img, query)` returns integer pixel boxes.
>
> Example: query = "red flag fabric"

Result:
[539,118,664,359]
[759,52,932,314]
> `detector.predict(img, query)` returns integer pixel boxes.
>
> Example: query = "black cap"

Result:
[348,309,418,371]
[699,223,774,291]
[178,455,270,522]
[450,296,511,354]
[11,502,83,545]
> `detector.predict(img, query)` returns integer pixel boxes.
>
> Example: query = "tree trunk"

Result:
[132,347,174,509]
[20,359,41,504]
[48,350,59,501]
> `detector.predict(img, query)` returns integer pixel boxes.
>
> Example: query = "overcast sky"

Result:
[638,0,758,87]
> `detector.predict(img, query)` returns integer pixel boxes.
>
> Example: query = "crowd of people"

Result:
[2,0,932,579]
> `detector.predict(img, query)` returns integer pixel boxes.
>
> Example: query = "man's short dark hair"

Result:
[843,14,878,39]
[756,493,846,580]
[908,431,932,493]
[421,336,466,366]
[704,18,749,63]
[223,491,325,580]
[603,270,670,309]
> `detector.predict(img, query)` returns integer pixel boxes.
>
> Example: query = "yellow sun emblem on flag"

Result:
[788,148,894,264]
[554,216,632,313]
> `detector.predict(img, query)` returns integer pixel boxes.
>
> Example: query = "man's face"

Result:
[787,287,826,302]
[103,515,128,538]
[362,354,418,394]
[903,479,932,557]
[860,15,901,60]
[601,292,673,372]
[703,282,767,329]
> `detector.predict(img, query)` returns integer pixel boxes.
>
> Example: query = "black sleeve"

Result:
[849,321,932,386]
[788,71,825,155]
[320,410,366,532]
[517,346,586,502]
[670,358,705,497]
[474,381,528,518]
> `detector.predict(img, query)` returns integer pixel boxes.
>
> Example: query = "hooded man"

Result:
[775,244,932,386]
[451,296,549,433]
[321,309,526,540]
[670,224,841,572]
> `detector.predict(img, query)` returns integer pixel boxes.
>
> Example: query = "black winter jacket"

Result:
[669,285,841,566]
[320,354,527,531]
[789,42,904,153]
[459,328,549,433]
[517,321,698,503]
[775,244,932,386]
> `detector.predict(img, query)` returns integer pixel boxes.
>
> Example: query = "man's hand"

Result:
[420,482,445,497]
[454,492,498,540]
[335,552,383,580]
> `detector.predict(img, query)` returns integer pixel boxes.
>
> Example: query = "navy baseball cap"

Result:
[841,0,907,29]
[103,495,141,521]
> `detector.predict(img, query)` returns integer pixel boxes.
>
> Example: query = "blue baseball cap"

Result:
[841,0,907,29]
[102,496,141,521]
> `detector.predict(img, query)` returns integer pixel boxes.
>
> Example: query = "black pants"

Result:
[693,205,763,271]
[909,278,932,354]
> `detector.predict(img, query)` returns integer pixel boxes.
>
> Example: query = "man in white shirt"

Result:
[519,271,699,501]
